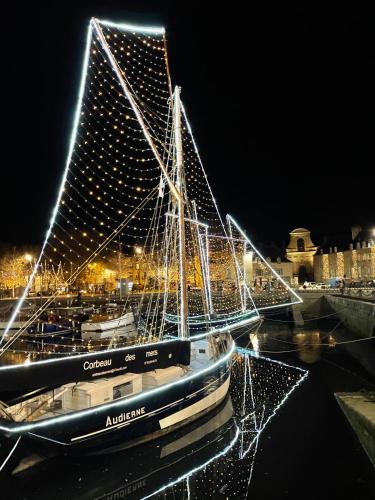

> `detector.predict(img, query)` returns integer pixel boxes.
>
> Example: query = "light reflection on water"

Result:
[247,320,375,381]
[1,350,307,499]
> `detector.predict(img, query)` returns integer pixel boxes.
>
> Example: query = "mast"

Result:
[93,19,189,339]
[173,86,189,339]
[192,200,210,320]
[228,217,246,312]
[91,18,182,205]
[118,236,122,301]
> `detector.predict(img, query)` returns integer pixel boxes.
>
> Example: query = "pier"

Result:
[291,289,375,338]
[326,293,375,338]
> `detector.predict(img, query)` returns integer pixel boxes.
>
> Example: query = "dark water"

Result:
[1,320,375,499]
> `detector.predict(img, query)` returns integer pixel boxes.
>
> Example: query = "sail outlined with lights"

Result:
[2,19,176,344]
[226,215,302,311]
[162,106,260,333]
[2,18,259,359]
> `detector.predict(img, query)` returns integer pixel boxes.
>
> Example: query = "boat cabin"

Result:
[6,365,185,423]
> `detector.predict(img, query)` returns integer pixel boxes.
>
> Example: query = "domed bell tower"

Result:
[286,228,317,283]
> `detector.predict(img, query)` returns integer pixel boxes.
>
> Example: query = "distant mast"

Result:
[173,86,189,340]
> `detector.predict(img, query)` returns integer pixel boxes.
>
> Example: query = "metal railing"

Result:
[292,288,339,293]
[341,288,375,301]
[291,287,375,301]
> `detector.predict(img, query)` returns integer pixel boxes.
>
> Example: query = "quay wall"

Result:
[326,295,375,338]
[290,290,375,338]
[291,290,335,319]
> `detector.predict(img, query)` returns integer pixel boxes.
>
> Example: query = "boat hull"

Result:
[31,363,230,450]
[1,340,233,451]
[81,311,134,333]
[0,339,191,392]
[2,397,236,499]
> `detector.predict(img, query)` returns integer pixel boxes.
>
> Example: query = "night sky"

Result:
[1,1,374,247]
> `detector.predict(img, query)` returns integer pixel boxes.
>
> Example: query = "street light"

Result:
[24,253,33,263]
[134,246,142,287]
[24,253,34,294]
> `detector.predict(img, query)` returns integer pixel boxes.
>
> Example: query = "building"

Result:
[314,226,375,282]
[247,257,294,285]
[285,228,318,282]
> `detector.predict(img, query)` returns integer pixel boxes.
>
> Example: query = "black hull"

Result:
[0,339,191,392]
[2,397,236,499]
[1,353,232,450]
[34,364,230,449]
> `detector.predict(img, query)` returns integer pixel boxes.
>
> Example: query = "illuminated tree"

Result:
[76,260,117,292]
[0,252,30,297]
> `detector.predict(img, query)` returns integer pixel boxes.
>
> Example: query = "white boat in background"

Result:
[81,310,135,338]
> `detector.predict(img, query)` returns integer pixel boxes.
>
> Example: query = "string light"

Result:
[98,19,165,36]
[140,349,307,499]
[227,215,303,311]
[0,341,234,433]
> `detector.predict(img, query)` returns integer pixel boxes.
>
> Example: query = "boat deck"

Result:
[6,338,221,424]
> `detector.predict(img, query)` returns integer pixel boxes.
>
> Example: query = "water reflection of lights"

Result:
[2,350,308,499]
[249,333,259,356]
[293,331,322,363]
[141,426,241,500]
[143,349,308,499]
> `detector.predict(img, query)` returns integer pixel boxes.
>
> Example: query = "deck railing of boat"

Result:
[0,400,13,421]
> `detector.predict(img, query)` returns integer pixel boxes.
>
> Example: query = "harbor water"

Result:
[1,319,375,499]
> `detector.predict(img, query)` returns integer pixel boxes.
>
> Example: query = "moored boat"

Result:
[0,18,247,451]
[0,15,302,452]
[0,333,233,448]
[80,309,135,338]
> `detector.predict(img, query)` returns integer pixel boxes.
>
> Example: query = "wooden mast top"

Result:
[173,86,189,339]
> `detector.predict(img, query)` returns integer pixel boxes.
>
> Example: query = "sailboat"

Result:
[0,347,308,498]
[0,18,252,449]
[0,18,298,450]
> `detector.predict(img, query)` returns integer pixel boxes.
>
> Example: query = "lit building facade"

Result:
[314,241,375,282]
[244,257,294,285]
[285,228,318,282]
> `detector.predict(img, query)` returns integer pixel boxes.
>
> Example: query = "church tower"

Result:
[286,228,317,282]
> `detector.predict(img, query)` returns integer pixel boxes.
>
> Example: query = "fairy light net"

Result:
[2,19,258,360]
[227,215,302,311]
[2,20,175,354]
[138,350,308,499]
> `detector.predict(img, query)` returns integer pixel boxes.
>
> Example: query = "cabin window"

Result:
[199,349,206,354]
[113,381,133,400]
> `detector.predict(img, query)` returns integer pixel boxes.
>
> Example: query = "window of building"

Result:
[297,238,305,252]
